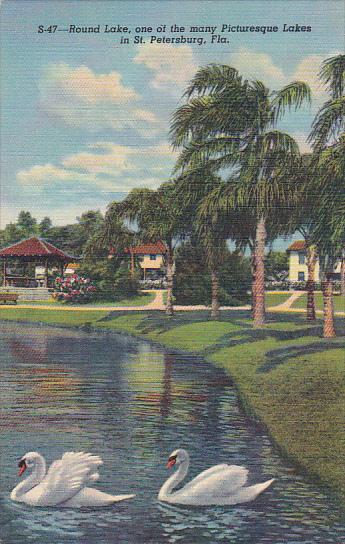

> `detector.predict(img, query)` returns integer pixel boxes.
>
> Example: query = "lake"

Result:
[0,322,344,543]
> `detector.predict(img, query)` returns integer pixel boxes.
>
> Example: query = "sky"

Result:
[1,0,344,248]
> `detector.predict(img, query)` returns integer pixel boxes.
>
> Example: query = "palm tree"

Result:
[171,65,310,327]
[309,55,345,337]
[116,184,186,316]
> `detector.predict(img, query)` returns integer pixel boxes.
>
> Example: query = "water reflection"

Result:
[0,323,344,544]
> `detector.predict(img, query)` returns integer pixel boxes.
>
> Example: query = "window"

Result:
[298,252,306,265]
[298,271,305,281]
[150,254,156,260]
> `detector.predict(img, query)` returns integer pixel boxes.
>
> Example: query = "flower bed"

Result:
[52,274,97,303]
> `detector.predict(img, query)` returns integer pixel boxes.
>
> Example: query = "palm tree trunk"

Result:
[165,247,174,316]
[341,254,345,296]
[253,216,266,328]
[210,268,220,319]
[322,273,336,338]
[250,247,256,317]
[306,242,317,321]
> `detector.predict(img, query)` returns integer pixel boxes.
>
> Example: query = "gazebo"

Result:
[0,237,75,288]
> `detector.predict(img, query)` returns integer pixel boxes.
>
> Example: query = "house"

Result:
[126,242,167,280]
[287,241,342,282]
[109,241,167,280]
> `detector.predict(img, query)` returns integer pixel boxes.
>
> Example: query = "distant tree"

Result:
[17,210,37,237]
[118,184,186,316]
[265,251,289,282]
[39,217,53,237]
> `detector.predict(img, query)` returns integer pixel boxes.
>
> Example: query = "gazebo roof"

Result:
[0,237,74,262]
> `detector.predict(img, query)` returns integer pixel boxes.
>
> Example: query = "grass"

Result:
[16,292,155,307]
[265,293,293,307]
[1,304,345,504]
[292,293,345,313]
[0,307,107,326]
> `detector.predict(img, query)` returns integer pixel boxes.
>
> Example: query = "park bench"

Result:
[0,293,19,305]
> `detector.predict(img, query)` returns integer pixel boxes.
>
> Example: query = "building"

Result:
[126,242,167,280]
[287,241,342,282]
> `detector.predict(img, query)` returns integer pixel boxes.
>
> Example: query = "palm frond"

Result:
[184,64,242,97]
[270,81,311,124]
[309,96,345,151]
[319,54,345,99]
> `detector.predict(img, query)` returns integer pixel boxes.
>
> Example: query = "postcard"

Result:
[1,1,344,542]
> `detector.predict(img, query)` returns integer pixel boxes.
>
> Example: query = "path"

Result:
[1,289,344,316]
[267,291,305,311]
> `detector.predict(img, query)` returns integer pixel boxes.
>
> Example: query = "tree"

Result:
[309,55,345,337]
[39,217,53,237]
[17,210,37,236]
[174,169,230,319]
[171,65,310,327]
[117,184,186,316]
[265,251,289,282]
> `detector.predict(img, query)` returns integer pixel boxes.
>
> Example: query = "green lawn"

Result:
[265,293,293,307]
[292,293,345,312]
[0,307,107,326]
[16,291,155,307]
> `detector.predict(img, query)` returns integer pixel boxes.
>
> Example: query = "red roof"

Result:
[0,237,74,261]
[110,241,167,256]
[126,241,167,255]
[286,241,306,251]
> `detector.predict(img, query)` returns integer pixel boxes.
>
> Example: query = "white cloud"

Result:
[134,43,197,92]
[230,48,331,100]
[16,141,177,192]
[17,163,97,185]
[39,63,159,135]
[231,47,286,87]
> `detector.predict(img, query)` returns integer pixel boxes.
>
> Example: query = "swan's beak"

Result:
[167,457,176,469]
[18,460,27,476]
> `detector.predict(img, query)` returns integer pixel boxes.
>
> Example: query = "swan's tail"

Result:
[238,478,275,503]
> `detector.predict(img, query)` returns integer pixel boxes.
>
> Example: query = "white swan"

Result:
[158,449,274,506]
[10,451,135,507]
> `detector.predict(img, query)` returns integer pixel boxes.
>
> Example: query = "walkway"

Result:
[1,290,344,316]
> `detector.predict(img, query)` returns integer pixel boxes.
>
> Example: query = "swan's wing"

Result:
[184,465,249,498]
[38,452,103,506]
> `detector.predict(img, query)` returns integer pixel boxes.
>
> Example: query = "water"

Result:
[0,322,344,543]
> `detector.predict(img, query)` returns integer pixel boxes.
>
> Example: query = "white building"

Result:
[287,241,342,282]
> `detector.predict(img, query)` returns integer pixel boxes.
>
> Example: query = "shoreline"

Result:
[1,309,344,508]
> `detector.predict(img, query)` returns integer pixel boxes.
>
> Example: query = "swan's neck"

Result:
[11,455,46,500]
[158,458,189,500]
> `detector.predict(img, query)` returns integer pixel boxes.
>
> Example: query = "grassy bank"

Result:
[96,310,345,504]
[0,307,107,326]
[1,305,344,504]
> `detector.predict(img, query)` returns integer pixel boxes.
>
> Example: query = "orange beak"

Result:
[18,462,27,476]
[167,458,176,469]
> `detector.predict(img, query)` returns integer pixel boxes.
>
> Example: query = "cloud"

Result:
[230,48,331,100]
[16,141,177,192]
[39,63,159,134]
[231,48,286,87]
[134,43,197,92]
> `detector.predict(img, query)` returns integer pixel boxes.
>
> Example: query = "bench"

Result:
[0,293,19,305]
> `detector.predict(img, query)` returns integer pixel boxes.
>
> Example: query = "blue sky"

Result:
[1,0,344,248]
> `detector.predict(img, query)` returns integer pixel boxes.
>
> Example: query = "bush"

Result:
[53,274,97,303]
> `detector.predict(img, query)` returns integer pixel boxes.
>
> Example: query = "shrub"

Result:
[53,274,97,303]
